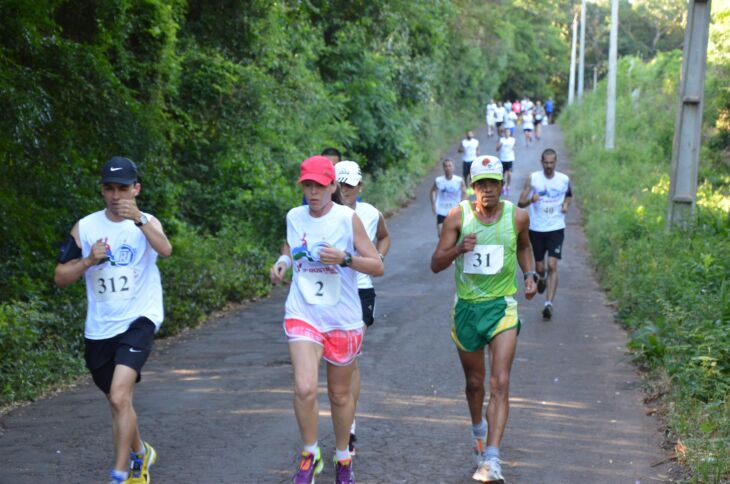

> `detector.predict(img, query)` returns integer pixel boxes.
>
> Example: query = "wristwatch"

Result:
[340,251,353,267]
[523,271,538,282]
[135,213,149,227]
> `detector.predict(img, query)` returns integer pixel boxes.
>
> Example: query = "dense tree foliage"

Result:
[0,0,702,406]
[0,0,576,405]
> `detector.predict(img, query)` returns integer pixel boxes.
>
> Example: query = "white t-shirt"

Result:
[504,111,517,129]
[486,103,497,123]
[522,112,534,130]
[434,175,463,216]
[354,202,380,290]
[285,204,362,331]
[494,106,506,123]
[461,138,479,162]
[528,170,572,232]
[79,210,164,339]
[498,137,516,162]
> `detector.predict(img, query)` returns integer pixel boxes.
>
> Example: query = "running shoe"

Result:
[293,448,324,484]
[348,433,357,456]
[334,457,355,484]
[542,302,553,320]
[128,442,157,484]
[537,276,546,294]
[472,456,504,483]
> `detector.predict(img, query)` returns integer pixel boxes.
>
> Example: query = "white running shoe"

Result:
[472,456,504,483]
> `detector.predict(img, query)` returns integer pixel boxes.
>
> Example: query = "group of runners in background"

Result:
[55,95,571,483]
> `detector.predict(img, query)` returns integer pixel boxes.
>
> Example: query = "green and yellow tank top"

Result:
[454,200,518,301]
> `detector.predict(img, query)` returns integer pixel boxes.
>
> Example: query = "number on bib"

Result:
[299,270,341,306]
[93,267,135,302]
[463,245,504,275]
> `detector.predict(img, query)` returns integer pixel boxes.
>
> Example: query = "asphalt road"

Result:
[0,123,673,483]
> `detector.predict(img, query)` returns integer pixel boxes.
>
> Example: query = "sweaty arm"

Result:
[430,205,474,273]
[514,208,537,299]
[562,183,573,213]
[139,216,172,257]
[318,214,384,277]
[430,183,438,214]
[270,242,292,285]
[115,199,172,257]
[375,212,391,259]
[54,223,106,288]
[517,176,536,208]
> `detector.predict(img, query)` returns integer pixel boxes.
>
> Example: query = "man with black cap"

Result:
[54,156,172,484]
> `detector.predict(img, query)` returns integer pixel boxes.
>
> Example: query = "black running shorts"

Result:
[529,229,565,261]
[437,214,447,224]
[84,317,156,394]
[501,161,513,172]
[358,288,377,327]
[462,160,473,179]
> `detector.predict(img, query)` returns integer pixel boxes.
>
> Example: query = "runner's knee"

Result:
[465,373,485,395]
[294,379,318,403]
[327,386,352,408]
[108,388,133,412]
[489,372,510,397]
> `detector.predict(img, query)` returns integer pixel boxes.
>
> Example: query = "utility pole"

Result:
[605,0,618,150]
[568,12,578,105]
[667,0,713,229]
[578,0,586,102]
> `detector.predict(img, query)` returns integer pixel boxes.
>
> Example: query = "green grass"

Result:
[560,52,730,482]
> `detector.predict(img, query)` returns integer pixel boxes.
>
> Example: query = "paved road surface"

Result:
[0,124,673,483]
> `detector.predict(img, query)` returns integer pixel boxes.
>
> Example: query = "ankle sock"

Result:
[110,469,129,482]
[471,419,487,439]
[303,442,319,455]
[335,447,350,462]
[485,446,500,460]
[132,440,146,457]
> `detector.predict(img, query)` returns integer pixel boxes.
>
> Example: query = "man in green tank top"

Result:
[431,155,537,483]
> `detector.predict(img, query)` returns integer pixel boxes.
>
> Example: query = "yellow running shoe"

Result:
[128,442,157,484]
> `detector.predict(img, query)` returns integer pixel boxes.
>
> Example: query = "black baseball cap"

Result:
[101,156,138,185]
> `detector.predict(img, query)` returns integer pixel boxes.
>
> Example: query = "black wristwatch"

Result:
[135,214,149,227]
[340,251,353,267]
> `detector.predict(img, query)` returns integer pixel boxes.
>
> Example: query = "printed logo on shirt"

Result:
[114,244,136,266]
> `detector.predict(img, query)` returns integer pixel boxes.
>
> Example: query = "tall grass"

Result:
[561,52,730,482]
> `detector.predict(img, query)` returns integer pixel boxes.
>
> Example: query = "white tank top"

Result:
[79,210,164,339]
[354,202,380,290]
[528,171,571,232]
[285,204,362,331]
[434,175,463,216]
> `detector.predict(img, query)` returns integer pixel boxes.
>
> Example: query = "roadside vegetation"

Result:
[0,0,574,406]
[560,30,730,481]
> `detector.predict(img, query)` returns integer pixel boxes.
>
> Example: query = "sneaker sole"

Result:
[144,445,157,484]
[472,467,505,483]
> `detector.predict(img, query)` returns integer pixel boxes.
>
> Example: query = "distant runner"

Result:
[458,130,480,186]
[518,149,572,320]
[54,157,172,484]
[270,155,383,484]
[486,100,497,137]
[334,160,391,457]
[431,155,537,483]
[431,158,467,236]
[496,130,516,197]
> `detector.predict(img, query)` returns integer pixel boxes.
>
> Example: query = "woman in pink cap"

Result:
[270,155,383,484]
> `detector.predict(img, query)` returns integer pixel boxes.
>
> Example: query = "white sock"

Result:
[544,301,553,307]
[335,447,351,462]
[350,419,356,435]
[303,442,319,454]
